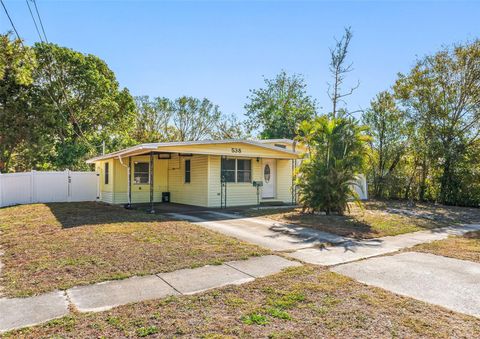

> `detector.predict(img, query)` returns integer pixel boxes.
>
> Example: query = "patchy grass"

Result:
[0,203,268,297]
[411,230,480,263]
[246,200,480,239]
[5,266,479,338]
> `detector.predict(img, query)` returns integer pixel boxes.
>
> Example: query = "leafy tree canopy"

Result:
[245,71,316,139]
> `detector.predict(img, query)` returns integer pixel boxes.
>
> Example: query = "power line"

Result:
[25,0,43,42]
[1,0,21,40]
[31,0,48,43]
[23,0,100,154]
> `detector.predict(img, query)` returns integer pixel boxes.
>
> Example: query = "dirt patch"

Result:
[5,266,479,338]
[0,203,269,297]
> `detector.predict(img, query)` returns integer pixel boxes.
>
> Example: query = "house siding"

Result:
[93,141,299,207]
[168,154,209,207]
[276,159,294,204]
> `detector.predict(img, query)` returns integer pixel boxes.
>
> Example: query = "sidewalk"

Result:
[288,224,480,265]
[0,255,301,334]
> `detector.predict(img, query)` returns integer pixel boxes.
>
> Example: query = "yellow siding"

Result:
[276,159,294,203]
[95,159,114,203]
[93,149,296,207]
[207,155,262,207]
[168,154,209,207]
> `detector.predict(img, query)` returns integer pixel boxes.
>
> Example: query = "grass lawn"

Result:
[5,265,479,338]
[411,230,480,264]
[0,203,268,297]
[246,200,480,239]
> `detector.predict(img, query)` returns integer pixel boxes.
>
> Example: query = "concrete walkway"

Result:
[332,252,480,318]
[288,224,480,266]
[168,211,349,251]
[0,255,300,333]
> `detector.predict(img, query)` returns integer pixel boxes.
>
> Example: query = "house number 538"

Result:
[231,148,242,153]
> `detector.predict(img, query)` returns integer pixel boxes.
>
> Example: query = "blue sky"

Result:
[1,1,479,120]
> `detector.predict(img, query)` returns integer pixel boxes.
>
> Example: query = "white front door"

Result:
[262,159,276,199]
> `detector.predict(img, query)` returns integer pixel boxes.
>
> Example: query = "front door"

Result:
[262,159,276,199]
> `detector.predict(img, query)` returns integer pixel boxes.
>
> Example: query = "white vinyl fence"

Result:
[0,170,99,208]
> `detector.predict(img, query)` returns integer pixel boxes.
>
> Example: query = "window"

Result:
[184,159,191,183]
[221,158,252,183]
[237,159,252,183]
[274,143,287,149]
[134,162,149,184]
[104,163,109,185]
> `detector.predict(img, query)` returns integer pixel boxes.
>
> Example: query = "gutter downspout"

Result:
[118,155,131,208]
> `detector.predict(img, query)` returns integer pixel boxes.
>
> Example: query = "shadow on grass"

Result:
[46,202,183,229]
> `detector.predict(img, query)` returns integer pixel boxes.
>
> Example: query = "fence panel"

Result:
[0,173,32,206]
[33,171,69,203]
[0,171,98,207]
[69,171,99,202]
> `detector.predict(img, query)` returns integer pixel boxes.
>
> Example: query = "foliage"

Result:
[0,36,136,172]
[133,96,247,143]
[362,91,406,198]
[0,34,38,172]
[171,96,222,141]
[245,71,316,139]
[30,42,137,170]
[133,96,174,143]
[363,39,480,206]
[296,116,370,215]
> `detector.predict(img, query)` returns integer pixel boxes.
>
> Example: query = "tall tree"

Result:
[245,71,316,139]
[0,34,37,172]
[31,42,136,169]
[394,39,480,205]
[327,27,359,118]
[362,91,406,198]
[171,96,222,141]
[133,96,174,143]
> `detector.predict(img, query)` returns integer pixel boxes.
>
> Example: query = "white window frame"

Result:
[221,158,252,184]
[133,162,150,185]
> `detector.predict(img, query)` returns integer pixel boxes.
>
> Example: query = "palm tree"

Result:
[296,115,370,215]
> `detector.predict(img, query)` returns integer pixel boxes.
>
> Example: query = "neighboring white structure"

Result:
[0,170,99,208]
[352,174,368,200]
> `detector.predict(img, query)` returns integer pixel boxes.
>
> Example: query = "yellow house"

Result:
[86,139,303,208]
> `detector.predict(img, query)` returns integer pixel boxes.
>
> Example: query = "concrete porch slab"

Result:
[67,275,178,313]
[332,252,480,318]
[158,264,254,295]
[0,291,69,333]
[226,255,302,278]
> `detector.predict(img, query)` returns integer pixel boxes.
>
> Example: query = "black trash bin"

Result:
[162,192,170,203]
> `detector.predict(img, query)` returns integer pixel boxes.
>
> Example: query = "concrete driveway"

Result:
[332,252,480,318]
[167,211,348,251]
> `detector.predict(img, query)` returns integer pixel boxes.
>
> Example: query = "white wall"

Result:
[352,174,368,200]
[0,170,99,207]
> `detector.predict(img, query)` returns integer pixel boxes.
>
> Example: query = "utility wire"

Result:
[25,0,42,42]
[23,0,100,153]
[31,0,48,43]
[1,0,21,40]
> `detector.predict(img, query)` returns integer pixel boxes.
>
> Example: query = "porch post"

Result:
[128,157,132,207]
[149,151,155,213]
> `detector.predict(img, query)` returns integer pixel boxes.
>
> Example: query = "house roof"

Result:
[86,139,300,163]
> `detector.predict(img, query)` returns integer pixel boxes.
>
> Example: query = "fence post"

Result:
[66,169,71,202]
